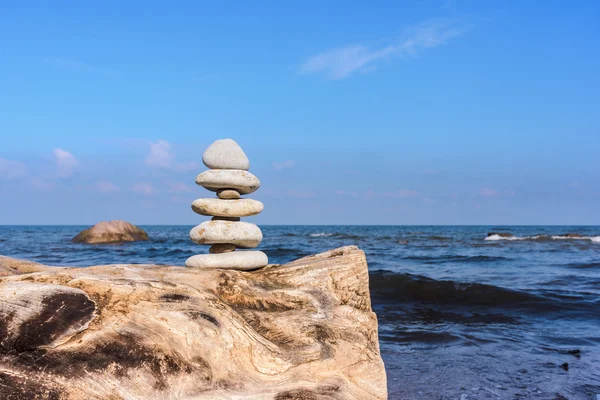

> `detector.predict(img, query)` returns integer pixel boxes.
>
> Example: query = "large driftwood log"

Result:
[0,247,387,399]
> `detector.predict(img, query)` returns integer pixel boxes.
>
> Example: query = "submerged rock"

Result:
[0,246,387,399]
[559,233,585,238]
[487,232,514,238]
[71,220,148,244]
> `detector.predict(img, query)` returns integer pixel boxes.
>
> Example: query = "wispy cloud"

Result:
[168,181,193,193]
[479,188,516,197]
[171,195,189,203]
[479,188,498,197]
[569,181,583,189]
[130,182,156,196]
[262,189,317,198]
[388,189,418,198]
[45,58,122,78]
[287,189,316,198]
[172,161,200,173]
[337,189,418,200]
[300,19,470,80]
[145,140,199,172]
[53,148,77,178]
[0,157,27,179]
[272,160,296,171]
[30,178,54,191]
[93,180,119,194]
[146,140,173,168]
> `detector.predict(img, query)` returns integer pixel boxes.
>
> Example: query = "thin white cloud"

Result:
[338,189,418,200]
[145,140,199,172]
[0,157,27,179]
[173,161,200,173]
[569,181,583,189]
[272,160,296,171]
[480,188,498,197]
[287,189,316,198]
[130,182,156,196]
[93,180,119,194]
[168,181,193,193]
[171,195,189,203]
[423,196,436,204]
[146,140,173,168]
[479,188,517,198]
[30,178,54,191]
[390,189,418,198]
[45,58,122,78]
[53,148,77,178]
[300,19,470,80]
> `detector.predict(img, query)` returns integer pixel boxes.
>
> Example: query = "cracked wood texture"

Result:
[0,246,387,400]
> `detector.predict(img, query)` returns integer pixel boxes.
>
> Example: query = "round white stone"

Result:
[217,189,241,199]
[202,139,250,170]
[189,221,262,248]
[185,251,268,270]
[195,170,260,195]
[192,198,264,218]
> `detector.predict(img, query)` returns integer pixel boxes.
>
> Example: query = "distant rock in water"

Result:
[559,233,585,238]
[72,220,148,244]
[487,232,514,238]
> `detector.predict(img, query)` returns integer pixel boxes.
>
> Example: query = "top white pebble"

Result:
[202,139,250,170]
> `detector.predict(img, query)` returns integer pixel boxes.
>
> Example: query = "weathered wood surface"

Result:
[0,246,387,399]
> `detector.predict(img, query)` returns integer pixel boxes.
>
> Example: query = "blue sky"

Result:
[1,1,599,225]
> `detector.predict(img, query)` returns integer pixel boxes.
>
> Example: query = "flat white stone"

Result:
[189,221,262,248]
[192,198,264,217]
[195,170,260,195]
[185,251,268,270]
[202,139,250,170]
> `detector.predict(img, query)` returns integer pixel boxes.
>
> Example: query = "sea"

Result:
[1,225,599,400]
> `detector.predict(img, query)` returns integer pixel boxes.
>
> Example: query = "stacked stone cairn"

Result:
[185,139,268,270]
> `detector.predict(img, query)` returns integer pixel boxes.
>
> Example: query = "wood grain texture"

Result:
[0,246,387,399]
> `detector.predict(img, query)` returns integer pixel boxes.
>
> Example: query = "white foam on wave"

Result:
[310,232,334,237]
[485,234,600,243]
[551,235,600,241]
[484,234,526,241]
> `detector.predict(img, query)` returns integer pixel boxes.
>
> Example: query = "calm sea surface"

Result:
[1,225,599,399]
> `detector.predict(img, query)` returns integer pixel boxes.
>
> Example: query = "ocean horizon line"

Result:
[1,224,599,227]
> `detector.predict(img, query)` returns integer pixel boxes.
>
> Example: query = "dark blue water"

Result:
[1,225,599,399]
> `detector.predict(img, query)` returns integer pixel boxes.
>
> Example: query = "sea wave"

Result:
[485,234,600,243]
[401,255,511,263]
[309,232,364,240]
[368,270,580,311]
[427,235,452,241]
[565,262,600,269]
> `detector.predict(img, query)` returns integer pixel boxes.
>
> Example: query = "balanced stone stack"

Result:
[186,139,268,270]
